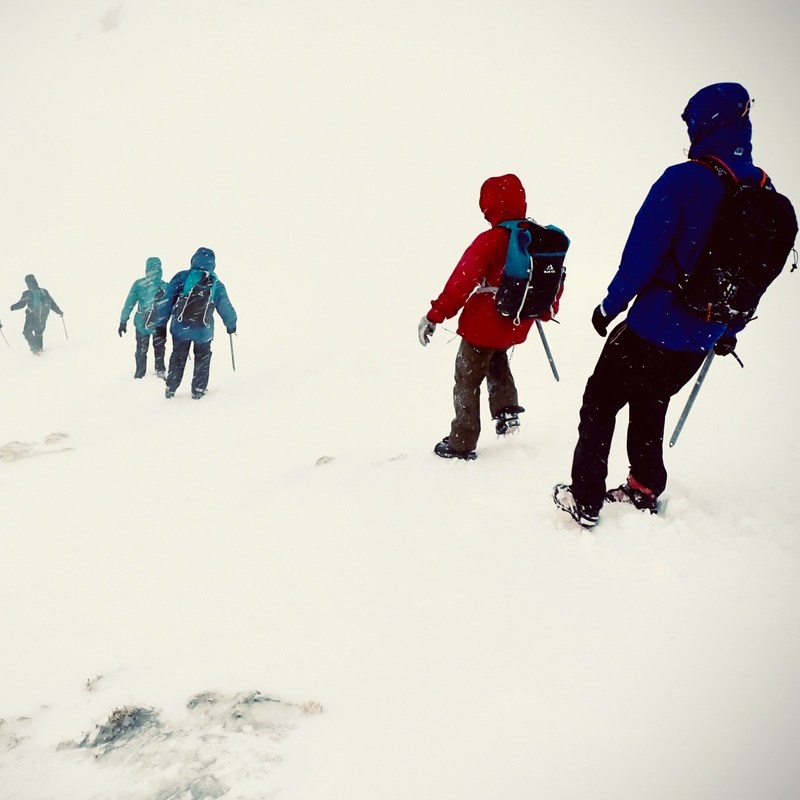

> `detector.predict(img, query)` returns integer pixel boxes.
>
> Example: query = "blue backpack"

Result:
[495,219,569,324]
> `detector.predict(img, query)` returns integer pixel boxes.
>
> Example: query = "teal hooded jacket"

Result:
[120,257,168,335]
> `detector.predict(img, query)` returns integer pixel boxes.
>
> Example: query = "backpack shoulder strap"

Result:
[692,155,768,188]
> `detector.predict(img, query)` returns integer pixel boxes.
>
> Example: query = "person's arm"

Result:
[601,170,682,320]
[120,282,139,323]
[213,281,237,332]
[10,291,30,311]
[425,229,499,324]
[46,291,63,316]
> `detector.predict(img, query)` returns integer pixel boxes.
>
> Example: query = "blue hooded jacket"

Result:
[602,82,766,352]
[156,248,237,343]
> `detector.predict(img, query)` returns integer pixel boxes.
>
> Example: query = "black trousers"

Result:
[570,323,706,513]
[448,339,519,451]
[166,338,212,395]
[134,330,167,378]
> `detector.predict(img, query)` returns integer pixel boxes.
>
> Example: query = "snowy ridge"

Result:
[2,1,800,798]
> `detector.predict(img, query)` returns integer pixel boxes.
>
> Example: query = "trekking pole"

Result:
[229,332,236,372]
[669,350,715,447]
[1,327,8,346]
[535,320,559,382]
[60,315,69,341]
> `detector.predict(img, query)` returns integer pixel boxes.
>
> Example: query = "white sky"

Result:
[1,2,799,799]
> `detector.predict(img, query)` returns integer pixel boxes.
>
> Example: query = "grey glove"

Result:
[418,316,436,346]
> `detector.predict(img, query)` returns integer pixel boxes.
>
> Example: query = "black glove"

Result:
[713,333,737,356]
[118,322,127,337]
[591,305,609,337]
[226,326,236,335]
[156,326,167,339]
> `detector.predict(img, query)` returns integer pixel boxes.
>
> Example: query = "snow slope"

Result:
[1,2,799,799]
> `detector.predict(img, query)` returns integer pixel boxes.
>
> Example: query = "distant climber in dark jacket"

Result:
[10,274,63,355]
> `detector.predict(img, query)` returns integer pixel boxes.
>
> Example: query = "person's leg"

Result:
[569,324,635,514]
[447,339,494,452]
[134,332,149,378]
[165,337,191,396]
[153,328,167,376]
[486,348,520,416]
[191,340,212,398]
[23,313,39,353]
[626,348,706,497]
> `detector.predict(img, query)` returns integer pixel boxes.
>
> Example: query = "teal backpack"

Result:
[495,219,569,324]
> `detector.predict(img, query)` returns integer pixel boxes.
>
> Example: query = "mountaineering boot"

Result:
[191,389,206,400]
[434,437,477,461]
[604,477,659,514]
[553,484,600,529]
[165,388,175,399]
[494,405,525,436]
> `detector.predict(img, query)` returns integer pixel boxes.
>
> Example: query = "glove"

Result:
[156,327,167,339]
[418,315,436,346]
[118,322,127,337]
[713,333,737,356]
[226,326,236,335]
[591,304,609,337]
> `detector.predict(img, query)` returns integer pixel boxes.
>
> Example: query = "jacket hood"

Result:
[24,274,38,289]
[145,256,162,280]
[190,247,216,272]
[479,174,527,226]
[683,82,752,156]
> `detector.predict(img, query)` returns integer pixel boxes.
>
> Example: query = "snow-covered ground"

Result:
[1,2,799,799]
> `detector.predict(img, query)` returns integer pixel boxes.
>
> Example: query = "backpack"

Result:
[174,271,216,326]
[676,156,798,325]
[494,219,569,324]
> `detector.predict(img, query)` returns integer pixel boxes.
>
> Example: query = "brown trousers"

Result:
[448,339,519,451]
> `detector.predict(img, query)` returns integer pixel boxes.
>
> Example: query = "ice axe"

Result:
[229,332,236,372]
[669,350,715,447]
[535,320,559,382]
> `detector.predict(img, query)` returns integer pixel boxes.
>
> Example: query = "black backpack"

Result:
[494,219,569,324]
[174,271,216,326]
[676,156,798,325]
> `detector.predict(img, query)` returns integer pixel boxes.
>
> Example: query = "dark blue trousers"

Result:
[166,337,212,396]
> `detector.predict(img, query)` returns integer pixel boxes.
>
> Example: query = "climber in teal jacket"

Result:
[154,247,237,399]
[119,256,168,379]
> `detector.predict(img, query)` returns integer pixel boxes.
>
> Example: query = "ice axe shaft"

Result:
[669,350,715,447]
[229,332,236,372]
[535,320,559,382]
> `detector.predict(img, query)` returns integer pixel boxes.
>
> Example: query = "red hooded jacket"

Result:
[425,174,560,350]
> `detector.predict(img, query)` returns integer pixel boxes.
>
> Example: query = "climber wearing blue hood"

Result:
[555,82,789,528]
[119,256,169,379]
[155,247,237,399]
